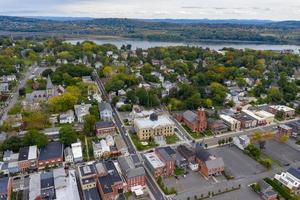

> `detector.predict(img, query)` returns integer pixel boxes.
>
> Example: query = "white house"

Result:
[64,147,74,163]
[59,110,75,124]
[98,102,113,121]
[74,103,92,123]
[106,135,115,147]
[233,135,250,150]
[92,140,110,159]
[275,167,300,194]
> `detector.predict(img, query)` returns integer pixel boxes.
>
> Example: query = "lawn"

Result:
[165,134,179,144]
[174,167,185,176]
[182,125,214,139]
[130,132,157,151]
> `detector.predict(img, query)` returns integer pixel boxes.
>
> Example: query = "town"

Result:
[0,37,300,200]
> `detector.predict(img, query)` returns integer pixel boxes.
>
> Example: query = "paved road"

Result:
[92,70,166,200]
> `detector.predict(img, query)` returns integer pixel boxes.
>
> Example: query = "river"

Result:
[66,38,300,52]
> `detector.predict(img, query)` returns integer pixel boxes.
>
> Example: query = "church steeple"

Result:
[46,75,54,97]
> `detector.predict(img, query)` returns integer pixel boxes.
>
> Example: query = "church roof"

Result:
[46,75,53,89]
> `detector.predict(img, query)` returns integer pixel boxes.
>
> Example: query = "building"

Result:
[134,113,175,140]
[118,156,146,190]
[99,102,113,121]
[220,114,241,131]
[176,109,207,132]
[38,141,64,169]
[115,135,128,156]
[40,171,56,199]
[234,112,258,129]
[155,147,176,176]
[276,124,293,139]
[55,169,81,200]
[97,161,123,200]
[95,121,116,138]
[177,145,195,163]
[83,188,101,200]
[207,119,228,134]
[143,152,165,178]
[242,110,266,126]
[233,135,250,150]
[269,105,295,119]
[195,144,225,177]
[78,164,97,191]
[42,127,60,141]
[0,82,9,93]
[71,142,83,163]
[59,110,75,124]
[0,177,12,200]
[64,147,73,163]
[275,167,300,194]
[18,145,37,171]
[74,103,92,123]
[257,180,278,200]
[92,140,110,159]
[254,110,275,125]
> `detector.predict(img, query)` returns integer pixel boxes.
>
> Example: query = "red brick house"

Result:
[176,108,207,132]
[95,121,116,138]
[155,147,176,177]
[38,142,63,169]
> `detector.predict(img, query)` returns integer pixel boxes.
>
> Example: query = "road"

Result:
[92,70,166,200]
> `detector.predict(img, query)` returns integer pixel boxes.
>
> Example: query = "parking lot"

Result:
[209,146,266,179]
[261,139,300,165]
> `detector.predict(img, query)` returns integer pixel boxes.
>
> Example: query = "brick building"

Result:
[143,152,165,178]
[155,147,176,176]
[38,142,63,169]
[176,108,207,132]
[95,121,116,138]
[18,145,37,171]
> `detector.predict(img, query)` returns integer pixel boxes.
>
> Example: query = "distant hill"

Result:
[142,19,274,25]
[267,21,300,28]
[25,16,93,21]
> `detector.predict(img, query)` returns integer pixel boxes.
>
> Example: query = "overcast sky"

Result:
[0,0,299,20]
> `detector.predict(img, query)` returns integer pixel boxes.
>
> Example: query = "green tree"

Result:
[267,87,283,103]
[103,66,113,77]
[83,115,97,136]
[0,136,24,152]
[23,129,49,148]
[59,125,78,146]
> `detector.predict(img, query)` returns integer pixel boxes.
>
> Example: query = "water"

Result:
[66,38,300,52]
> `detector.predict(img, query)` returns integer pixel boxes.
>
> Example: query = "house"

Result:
[233,135,250,150]
[155,147,176,176]
[97,161,124,200]
[82,76,93,84]
[71,142,83,163]
[64,147,73,163]
[42,127,60,141]
[18,145,38,171]
[78,164,97,191]
[0,82,9,93]
[106,135,115,147]
[275,167,300,194]
[95,121,116,138]
[59,110,75,124]
[115,135,128,155]
[0,177,12,200]
[98,102,113,121]
[176,145,195,163]
[118,156,146,190]
[220,114,241,131]
[83,188,101,200]
[176,108,207,132]
[195,144,225,177]
[175,152,188,169]
[269,105,295,119]
[257,180,278,200]
[38,141,64,169]
[134,113,175,140]
[143,152,165,178]
[207,119,228,134]
[3,150,13,162]
[92,140,110,159]
[74,103,92,123]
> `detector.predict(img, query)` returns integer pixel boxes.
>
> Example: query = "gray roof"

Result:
[205,157,224,170]
[195,144,211,161]
[46,75,54,89]
[118,156,145,179]
[182,110,197,123]
[0,177,8,194]
[287,167,300,180]
[98,102,112,112]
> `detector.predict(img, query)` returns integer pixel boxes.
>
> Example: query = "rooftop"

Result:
[39,141,63,161]
[287,167,300,180]
[144,152,165,169]
[134,115,174,129]
[0,177,8,194]
[71,142,83,160]
[270,105,295,112]
[220,114,240,124]
[118,156,145,179]
[83,187,101,200]
[98,161,122,194]
[95,121,115,129]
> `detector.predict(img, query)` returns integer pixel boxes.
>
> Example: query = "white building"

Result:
[59,110,75,124]
[71,142,83,163]
[275,168,300,194]
[220,114,241,131]
[92,140,110,159]
[254,110,275,124]
[233,135,250,150]
[98,102,113,121]
[64,147,73,163]
[74,103,91,123]
[105,135,115,147]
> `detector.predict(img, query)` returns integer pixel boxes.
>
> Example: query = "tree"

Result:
[103,66,113,77]
[280,135,289,143]
[275,110,285,121]
[23,129,48,148]
[83,115,97,136]
[18,87,26,96]
[59,125,77,145]
[42,69,53,77]
[23,111,49,130]
[267,87,283,103]
[0,136,24,152]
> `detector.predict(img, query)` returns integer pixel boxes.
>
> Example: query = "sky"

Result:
[0,0,299,21]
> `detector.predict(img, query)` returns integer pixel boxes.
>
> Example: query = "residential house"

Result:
[118,156,146,190]
[143,152,165,178]
[95,121,116,138]
[0,82,9,93]
[134,113,175,140]
[257,180,278,200]
[98,102,113,121]
[195,144,225,177]
[18,145,37,171]
[42,127,60,141]
[92,140,110,159]
[59,110,75,124]
[176,108,207,132]
[74,103,92,123]
[275,167,300,194]
[115,135,128,156]
[38,141,64,169]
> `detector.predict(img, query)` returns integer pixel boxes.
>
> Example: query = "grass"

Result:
[182,125,214,139]
[264,178,298,200]
[165,134,179,144]
[174,167,185,176]
[130,132,157,151]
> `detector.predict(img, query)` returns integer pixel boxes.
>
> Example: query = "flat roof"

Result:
[71,142,82,160]
[98,161,122,194]
[83,188,101,200]
[39,141,63,161]
[270,105,295,112]
[144,152,165,169]
[255,110,275,118]
[220,114,240,124]
[242,110,264,121]
[134,115,174,129]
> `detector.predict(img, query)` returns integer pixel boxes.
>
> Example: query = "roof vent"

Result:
[150,113,158,121]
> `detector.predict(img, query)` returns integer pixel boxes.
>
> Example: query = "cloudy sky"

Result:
[0,0,299,20]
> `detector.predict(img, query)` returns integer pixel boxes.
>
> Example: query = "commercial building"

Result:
[220,114,241,131]
[176,145,195,163]
[155,147,176,176]
[269,105,295,119]
[38,142,63,169]
[78,164,97,191]
[234,112,258,129]
[176,109,207,132]
[143,152,165,178]
[18,145,37,171]
[95,121,116,138]
[275,167,300,194]
[134,113,175,140]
